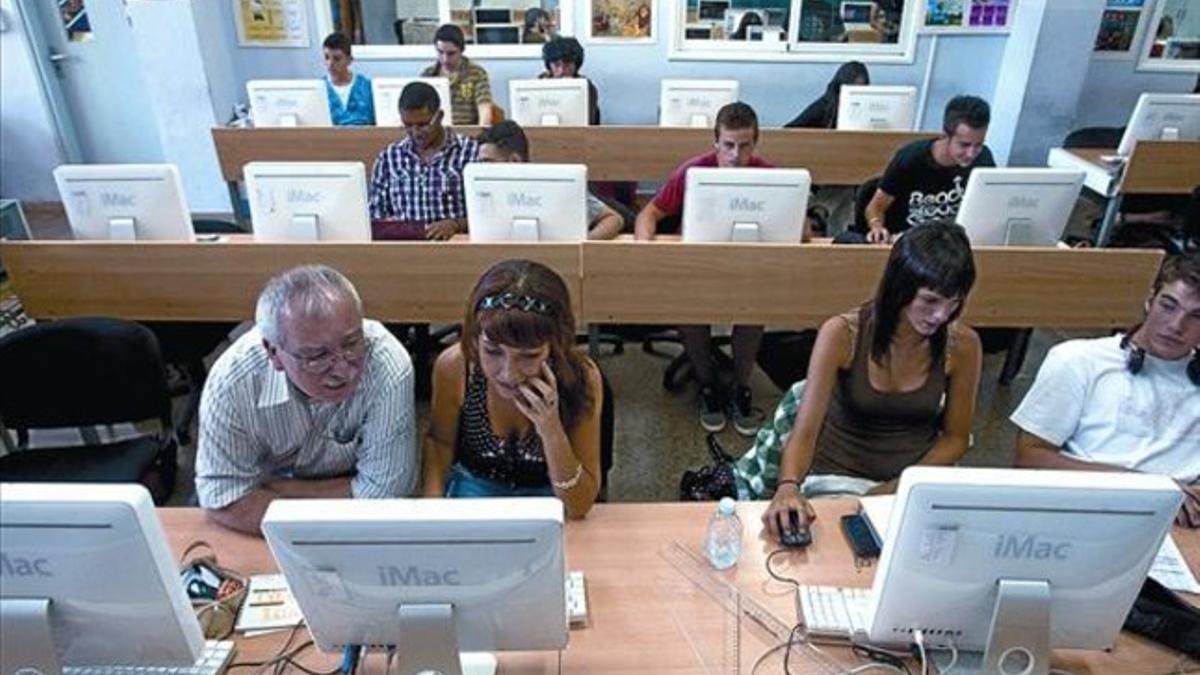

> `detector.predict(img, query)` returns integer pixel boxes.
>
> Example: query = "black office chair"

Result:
[597,369,615,502]
[851,175,881,234]
[0,317,179,504]
[142,321,236,444]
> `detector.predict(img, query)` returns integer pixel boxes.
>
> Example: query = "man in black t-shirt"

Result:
[863,95,995,243]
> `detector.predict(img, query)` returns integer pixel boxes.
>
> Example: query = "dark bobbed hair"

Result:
[871,221,977,365]
[714,101,759,143]
[462,259,593,431]
[942,95,990,135]
[434,23,465,50]
[1152,251,1200,297]
[542,36,585,71]
[323,32,353,57]
[731,12,764,40]
[525,7,550,31]
[821,61,870,128]
[476,120,530,161]
[398,81,441,114]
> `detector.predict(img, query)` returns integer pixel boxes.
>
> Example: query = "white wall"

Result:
[1076,59,1195,128]
[0,0,63,201]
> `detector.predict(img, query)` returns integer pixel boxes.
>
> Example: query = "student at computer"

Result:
[538,37,600,125]
[756,223,982,537]
[368,81,479,240]
[422,259,603,518]
[195,265,418,535]
[475,120,623,239]
[1012,252,1200,528]
[785,61,869,129]
[635,102,784,436]
[321,32,375,126]
[523,7,556,43]
[421,24,494,127]
[861,95,995,243]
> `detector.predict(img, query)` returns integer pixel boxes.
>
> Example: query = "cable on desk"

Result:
[765,548,802,591]
[850,642,912,675]
[931,637,957,675]
[913,629,928,675]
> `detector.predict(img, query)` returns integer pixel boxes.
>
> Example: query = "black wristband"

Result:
[776,478,802,490]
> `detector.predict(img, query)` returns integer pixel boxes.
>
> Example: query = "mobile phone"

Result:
[840,513,881,559]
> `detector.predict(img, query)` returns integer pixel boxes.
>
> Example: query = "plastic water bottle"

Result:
[705,497,743,570]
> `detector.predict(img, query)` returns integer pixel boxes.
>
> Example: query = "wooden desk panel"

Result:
[580,243,1163,328]
[1122,141,1200,194]
[1,241,580,323]
[159,501,1198,674]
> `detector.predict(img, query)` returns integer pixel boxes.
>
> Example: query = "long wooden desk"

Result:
[1,240,1162,329]
[1047,142,1200,246]
[160,501,1199,674]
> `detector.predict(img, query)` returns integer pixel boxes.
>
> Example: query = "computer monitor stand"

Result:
[109,216,137,241]
[291,214,320,241]
[395,604,497,675]
[981,579,1051,675]
[511,218,540,241]
[731,222,760,242]
[1003,218,1035,246]
[279,114,299,127]
[540,114,561,126]
[690,113,710,128]
[1160,126,1180,141]
[1,598,65,675]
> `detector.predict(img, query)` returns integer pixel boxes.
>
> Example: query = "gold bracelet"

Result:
[552,463,583,491]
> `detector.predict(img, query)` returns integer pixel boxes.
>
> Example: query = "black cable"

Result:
[852,642,912,675]
[781,621,804,674]
[765,548,802,590]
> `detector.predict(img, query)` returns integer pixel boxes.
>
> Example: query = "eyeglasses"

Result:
[402,115,439,132]
[284,334,368,375]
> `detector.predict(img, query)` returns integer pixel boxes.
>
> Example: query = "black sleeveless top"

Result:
[455,370,549,488]
[812,306,949,481]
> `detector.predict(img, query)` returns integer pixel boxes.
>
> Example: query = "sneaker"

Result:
[699,385,727,433]
[730,385,764,437]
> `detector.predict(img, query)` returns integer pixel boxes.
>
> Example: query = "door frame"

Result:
[12,0,85,162]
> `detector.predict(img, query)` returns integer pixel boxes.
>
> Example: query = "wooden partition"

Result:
[0,241,581,323]
[211,126,932,185]
[580,243,1163,328]
[1121,141,1200,194]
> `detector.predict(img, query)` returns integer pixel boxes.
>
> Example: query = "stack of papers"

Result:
[234,574,304,635]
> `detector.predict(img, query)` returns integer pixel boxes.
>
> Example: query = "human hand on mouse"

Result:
[762,480,815,541]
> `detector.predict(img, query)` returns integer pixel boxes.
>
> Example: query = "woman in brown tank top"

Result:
[763,222,983,540]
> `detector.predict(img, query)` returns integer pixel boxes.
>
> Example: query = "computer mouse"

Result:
[777,508,812,548]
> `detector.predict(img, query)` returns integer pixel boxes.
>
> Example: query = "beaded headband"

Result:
[476,292,555,316]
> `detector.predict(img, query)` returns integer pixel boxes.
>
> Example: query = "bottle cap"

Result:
[718,496,736,516]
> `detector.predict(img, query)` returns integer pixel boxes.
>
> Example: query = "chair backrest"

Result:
[0,317,172,431]
[599,368,614,500]
[852,175,881,233]
[1062,126,1125,149]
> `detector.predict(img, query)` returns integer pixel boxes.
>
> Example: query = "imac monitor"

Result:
[244,162,371,242]
[841,1,875,26]
[864,467,1181,672]
[372,77,453,127]
[682,168,812,242]
[246,79,332,127]
[698,0,730,21]
[0,483,206,672]
[837,85,918,131]
[472,7,513,25]
[1116,93,1200,156]
[262,497,566,675]
[464,163,588,242]
[475,25,521,44]
[508,78,590,127]
[956,168,1085,246]
[53,164,194,241]
[660,79,740,128]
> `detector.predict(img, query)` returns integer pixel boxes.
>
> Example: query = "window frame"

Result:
[1136,0,1200,73]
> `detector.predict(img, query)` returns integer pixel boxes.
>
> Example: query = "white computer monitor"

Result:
[52,164,194,241]
[956,168,1085,246]
[864,467,1181,673]
[508,79,590,127]
[681,167,812,243]
[372,77,453,127]
[0,483,206,673]
[841,0,875,27]
[1116,93,1200,156]
[246,79,333,128]
[659,79,740,128]
[464,162,588,242]
[472,7,513,25]
[244,162,371,242]
[836,85,918,131]
[262,497,566,675]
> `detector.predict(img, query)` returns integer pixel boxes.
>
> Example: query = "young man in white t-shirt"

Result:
[1011,253,1200,527]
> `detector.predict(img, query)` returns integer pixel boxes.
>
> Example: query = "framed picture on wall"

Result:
[1137,0,1200,72]
[232,0,311,48]
[586,0,655,43]
[1093,0,1147,58]
[923,0,1016,33]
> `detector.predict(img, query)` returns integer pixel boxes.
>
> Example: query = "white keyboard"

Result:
[799,585,871,640]
[566,570,589,627]
[64,640,234,675]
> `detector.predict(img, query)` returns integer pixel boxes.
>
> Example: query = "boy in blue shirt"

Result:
[323,32,374,126]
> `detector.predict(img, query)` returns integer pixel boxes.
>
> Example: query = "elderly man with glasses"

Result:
[195,265,417,535]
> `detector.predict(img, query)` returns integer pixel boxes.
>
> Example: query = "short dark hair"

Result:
[476,120,530,161]
[871,221,976,365]
[943,95,990,135]
[398,81,441,114]
[542,36,585,72]
[714,102,759,142]
[1152,252,1200,297]
[434,23,465,50]
[322,32,353,57]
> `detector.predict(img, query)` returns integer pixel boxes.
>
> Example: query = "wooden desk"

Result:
[159,501,1199,674]
[0,241,580,323]
[581,242,1163,328]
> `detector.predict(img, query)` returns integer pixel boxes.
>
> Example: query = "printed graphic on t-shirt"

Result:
[906,175,966,228]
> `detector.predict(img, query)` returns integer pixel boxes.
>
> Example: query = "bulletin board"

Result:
[232,0,311,48]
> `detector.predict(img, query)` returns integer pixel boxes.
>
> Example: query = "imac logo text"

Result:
[994,534,1071,561]
[378,565,462,586]
[0,552,52,578]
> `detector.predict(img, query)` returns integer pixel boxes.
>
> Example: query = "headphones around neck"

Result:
[1120,329,1200,386]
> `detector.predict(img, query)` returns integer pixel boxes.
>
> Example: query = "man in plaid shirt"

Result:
[368,81,479,240]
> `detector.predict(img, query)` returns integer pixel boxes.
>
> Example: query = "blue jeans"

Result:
[444,464,555,498]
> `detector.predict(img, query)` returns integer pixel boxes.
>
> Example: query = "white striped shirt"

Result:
[195,319,417,509]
